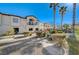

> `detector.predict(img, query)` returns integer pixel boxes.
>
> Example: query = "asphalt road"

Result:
[0,37,65,55]
[0,37,45,55]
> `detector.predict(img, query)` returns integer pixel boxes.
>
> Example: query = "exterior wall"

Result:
[26,16,40,32]
[0,14,47,35]
[38,22,44,31]
[43,23,50,31]
[0,14,12,35]
[19,19,27,33]
[11,16,21,28]
[0,14,23,35]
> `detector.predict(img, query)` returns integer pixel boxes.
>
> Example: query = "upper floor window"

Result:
[28,19,38,25]
[13,18,18,23]
[29,19,33,25]
[35,22,38,25]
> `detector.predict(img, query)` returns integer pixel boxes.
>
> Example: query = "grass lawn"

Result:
[67,29,79,55]
[75,29,79,41]
[67,39,79,55]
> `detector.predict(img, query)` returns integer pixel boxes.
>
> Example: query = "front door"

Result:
[14,28,19,34]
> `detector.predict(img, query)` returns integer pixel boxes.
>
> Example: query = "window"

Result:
[29,19,33,25]
[13,18,18,23]
[36,28,39,31]
[29,28,33,31]
[34,22,38,25]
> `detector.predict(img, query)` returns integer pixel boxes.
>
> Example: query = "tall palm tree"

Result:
[50,3,59,32]
[72,3,76,34]
[59,6,67,30]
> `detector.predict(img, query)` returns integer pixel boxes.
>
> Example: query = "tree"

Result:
[72,3,76,34]
[59,6,67,30]
[63,24,69,30]
[50,3,59,32]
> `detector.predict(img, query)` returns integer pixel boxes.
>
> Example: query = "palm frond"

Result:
[50,3,53,8]
[59,6,67,15]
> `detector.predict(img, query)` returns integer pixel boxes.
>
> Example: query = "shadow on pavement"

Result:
[0,37,37,55]
[42,44,65,55]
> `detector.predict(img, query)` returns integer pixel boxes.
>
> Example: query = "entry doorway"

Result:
[14,28,19,34]
[35,28,39,31]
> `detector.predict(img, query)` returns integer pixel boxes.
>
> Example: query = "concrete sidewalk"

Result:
[0,34,24,39]
[0,34,37,44]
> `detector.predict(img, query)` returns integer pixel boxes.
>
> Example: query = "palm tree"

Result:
[50,3,59,32]
[72,3,76,34]
[59,6,67,30]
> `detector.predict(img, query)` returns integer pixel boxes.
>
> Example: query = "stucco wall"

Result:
[0,14,12,35]
[19,19,27,33]
[0,14,46,35]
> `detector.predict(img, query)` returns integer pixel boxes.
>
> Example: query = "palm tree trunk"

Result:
[72,3,76,34]
[61,14,63,30]
[53,6,56,32]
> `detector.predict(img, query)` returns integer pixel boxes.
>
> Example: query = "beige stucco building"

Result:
[0,12,51,35]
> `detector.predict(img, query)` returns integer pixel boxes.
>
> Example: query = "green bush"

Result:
[67,39,79,55]
[75,29,79,35]
[23,32,28,36]
[36,32,42,37]
[4,30,15,36]
[41,32,46,37]
[57,30,63,33]
[28,32,32,36]
[36,32,46,37]
[49,30,56,34]
[23,32,32,36]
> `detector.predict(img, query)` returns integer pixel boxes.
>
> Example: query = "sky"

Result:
[0,3,79,25]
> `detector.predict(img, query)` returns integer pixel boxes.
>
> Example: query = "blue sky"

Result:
[0,3,79,25]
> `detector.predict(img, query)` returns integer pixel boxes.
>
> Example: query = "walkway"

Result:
[0,34,69,55]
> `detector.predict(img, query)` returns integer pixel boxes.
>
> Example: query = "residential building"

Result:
[43,23,51,32]
[0,12,27,35]
[0,12,50,35]
[25,16,40,32]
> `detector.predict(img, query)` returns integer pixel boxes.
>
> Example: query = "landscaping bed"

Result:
[67,38,79,55]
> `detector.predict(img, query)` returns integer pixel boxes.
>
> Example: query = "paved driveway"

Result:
[0,36,67,55]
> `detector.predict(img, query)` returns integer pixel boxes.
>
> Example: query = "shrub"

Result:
[49,30,56,34]
[23,32,32,36]
[36,32,47,37]
[3,27,15,36]
[23,32,28,36]
[36,32,42,37]
[57,30,63,33]
[67,39,79,54]
[42,32,46,37]
[28,32,32,36]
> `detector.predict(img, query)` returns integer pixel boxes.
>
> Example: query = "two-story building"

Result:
[0,12,47,35]
[25,16,40,32]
